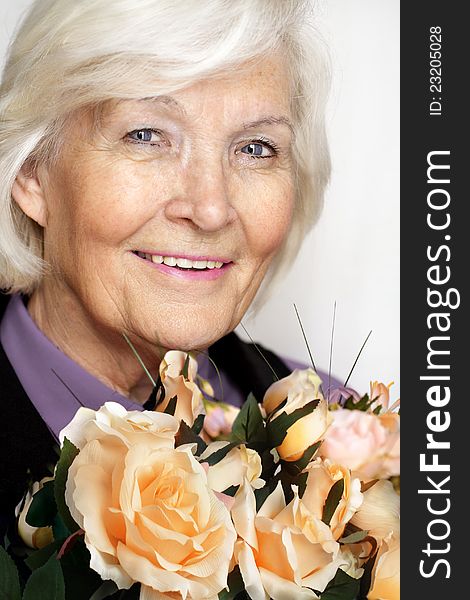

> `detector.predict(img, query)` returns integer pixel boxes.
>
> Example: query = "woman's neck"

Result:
[27,285,161,405]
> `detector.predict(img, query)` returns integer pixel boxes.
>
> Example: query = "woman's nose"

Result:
[164,159,237,232]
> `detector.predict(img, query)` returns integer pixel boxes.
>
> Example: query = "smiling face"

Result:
[22,55,295,380]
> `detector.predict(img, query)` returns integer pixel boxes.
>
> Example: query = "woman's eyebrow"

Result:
[137,95,187,116]
[242,116,294,133]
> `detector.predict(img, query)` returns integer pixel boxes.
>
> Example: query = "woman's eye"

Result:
[239,141,277,158]
[126,129,165,145]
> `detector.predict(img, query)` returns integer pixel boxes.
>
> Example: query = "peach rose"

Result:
[263,369,330,461]
[350,479,399,544]
[63,405,236,600]
[367,533,400,600]
[302,458,363,540]
[319,408,400,481]
[369,381,394,411]
[157,351,205,427]
[202,442,264,493]
[60,401,180,450]
[233,482,347,600]
[350,480,400,600]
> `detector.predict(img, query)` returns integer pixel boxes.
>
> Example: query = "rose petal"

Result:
[259,567,319,599]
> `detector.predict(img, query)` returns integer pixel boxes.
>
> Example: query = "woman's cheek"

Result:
[241,175,294,255]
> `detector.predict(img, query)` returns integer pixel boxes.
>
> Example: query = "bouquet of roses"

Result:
[1,351,400,600]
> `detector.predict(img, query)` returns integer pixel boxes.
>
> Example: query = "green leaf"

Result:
[175,420,207,455]
[204,442,238,466]
[88,581,120,600]
[372,405,382,415]
[320,568,360,600]
[0,545,21,600]
[109,583,141,599]
[90,582,143,600]
[22,552,65,600]
[163,395,178,416]
[218,566,246,599]
[25,539,63,571]
[254,478,279,512]
[358,552,377,599]
[281,441,322,475]
[267,399,320,448]
[230,394,266,446]
[181,353,191,379]
[26,479,57,527]
[52,513,71,542]
[343,393,374,412]
[59,540,103,600]
[339,530,369,544]
[191,413,205,435]
[322,479,344,526]
[296,471,308,498]
[54,438,80,534]
[221,485,240,497]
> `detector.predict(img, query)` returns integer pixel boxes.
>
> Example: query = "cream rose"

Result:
[350,479,400,544]
[64,405,236,600]
[15,477,54,549]
[232,484,343,600]
[319,408,400,481]
[350,480,400,600]
[233,482,347,600]
[263,368,329,461]
[302,458,363,540]
[60,401,180,450]
[157,351,205,427]
[367,532,400,600]
[202,442,264,493]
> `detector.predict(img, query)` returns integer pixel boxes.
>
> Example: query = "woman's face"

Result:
[36,56,295,352]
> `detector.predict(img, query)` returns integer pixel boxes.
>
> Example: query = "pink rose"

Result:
[319,408,400,481]
[202,400,240,440]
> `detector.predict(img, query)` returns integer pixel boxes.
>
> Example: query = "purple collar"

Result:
[0,295,309,444]
[0,295,141,442]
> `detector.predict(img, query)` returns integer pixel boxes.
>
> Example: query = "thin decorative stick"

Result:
[122,332,156,387]
[239,322,280,381]
[293,303,325,397]
[51,369,85,406]
[192,349,226,403]
[344,329,373,388]
[293,303,317,372]
[327,301,337,401]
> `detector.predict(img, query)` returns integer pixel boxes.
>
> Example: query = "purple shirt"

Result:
[0,295,311,443]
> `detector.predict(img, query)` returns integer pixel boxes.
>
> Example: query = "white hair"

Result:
[0,0,330,296]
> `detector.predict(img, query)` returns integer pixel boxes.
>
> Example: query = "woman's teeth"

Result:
[135,251,224,270]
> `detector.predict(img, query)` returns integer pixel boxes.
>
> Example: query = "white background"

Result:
[0,0,400,397]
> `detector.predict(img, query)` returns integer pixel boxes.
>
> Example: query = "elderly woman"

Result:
[0,0,330,543]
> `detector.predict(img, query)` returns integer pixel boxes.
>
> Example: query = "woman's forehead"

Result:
[99,56,293,124]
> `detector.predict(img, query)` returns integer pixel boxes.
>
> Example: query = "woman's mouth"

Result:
[132,250,232,280]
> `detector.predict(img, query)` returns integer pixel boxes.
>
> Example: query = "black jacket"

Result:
[0,292,291,541]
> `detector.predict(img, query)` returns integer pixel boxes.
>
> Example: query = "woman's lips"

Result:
[132,250,232,280]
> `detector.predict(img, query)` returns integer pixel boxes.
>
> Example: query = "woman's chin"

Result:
[132,317,233,355]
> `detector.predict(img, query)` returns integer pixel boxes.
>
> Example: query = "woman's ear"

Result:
[11,163,48,227]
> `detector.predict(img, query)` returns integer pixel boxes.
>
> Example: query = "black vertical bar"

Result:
[401,1,466,597]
